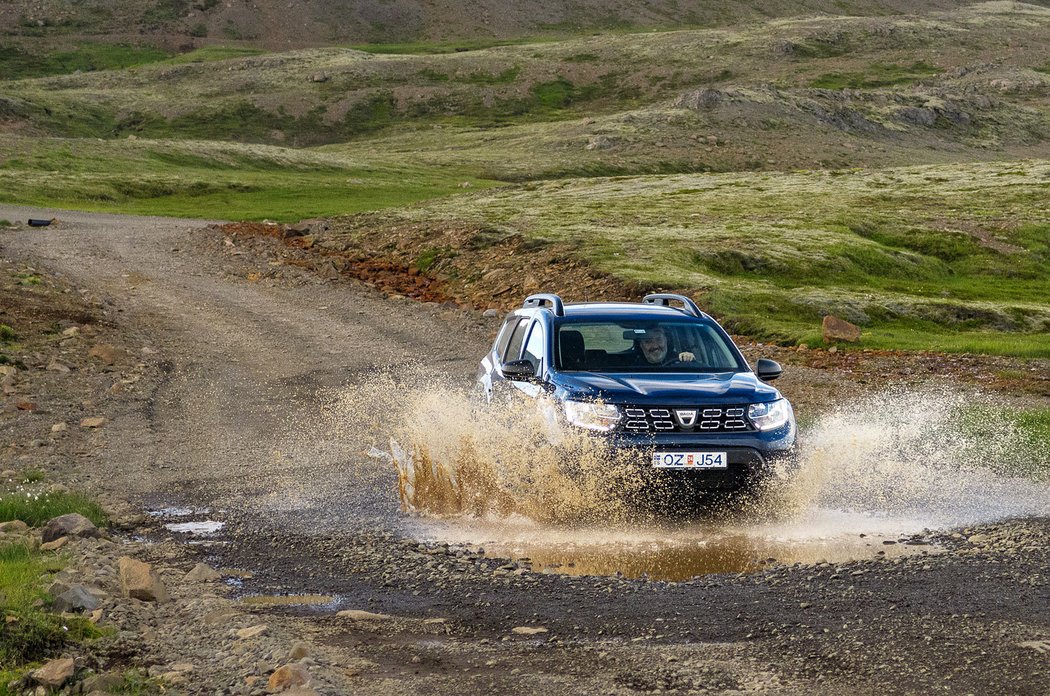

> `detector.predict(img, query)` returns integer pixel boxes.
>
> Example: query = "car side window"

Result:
[522,322,545,370]
[503,320,529,363]
[494,318,521,358]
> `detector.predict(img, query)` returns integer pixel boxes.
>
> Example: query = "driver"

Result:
[637,326,697,366]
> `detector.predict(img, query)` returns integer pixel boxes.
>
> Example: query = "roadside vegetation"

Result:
[377,161,1050,356]
[0,489,108,688]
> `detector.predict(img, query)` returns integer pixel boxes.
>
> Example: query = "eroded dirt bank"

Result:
[0,207,1047,695]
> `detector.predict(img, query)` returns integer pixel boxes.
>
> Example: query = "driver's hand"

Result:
[678,351,696,362]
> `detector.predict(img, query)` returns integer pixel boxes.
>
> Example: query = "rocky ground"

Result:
[0,207,1047,695]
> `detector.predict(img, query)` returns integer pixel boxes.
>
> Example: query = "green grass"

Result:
[0,42,170,80]
[19,471,45,484]
[0,544,101,679]
[809,61,941,89]
[0,325,15,342]
[163,46,267,64]
[0,491,107,527]
[0,136,498,221]
[0,220,10,228]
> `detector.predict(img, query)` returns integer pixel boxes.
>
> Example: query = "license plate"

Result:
[651,451,728,469]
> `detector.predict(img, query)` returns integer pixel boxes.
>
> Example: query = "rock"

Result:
[88,344,123,365]
[968,533,992,545]
[40,536,69,551]
[336,609,392,621]
[42,513,100,542]
[184,562,221,583]
[30,658,75,688]
[51,422,67,433]
[268,664,311,691]
[82,672,123,692]
[482,308,500,318]
[0,520,28,533]
[236,624,269,639]
[674,88,724,110]
[308,72,329,83]
[511,626,548,635]
[61,326,80,338]
[822,315,861,343]
[118,557,169,602]
[289,642,311,660]
[53,585,101,613]
[46,359,71,373]
[79,416,106,428]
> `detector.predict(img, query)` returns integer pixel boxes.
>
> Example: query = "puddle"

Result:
[165,520,225,535]
[424,509,936,581]
[239,594,337,607]
[148,506,209,518]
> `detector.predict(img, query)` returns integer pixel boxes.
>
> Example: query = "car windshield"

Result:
[555,319,745,373]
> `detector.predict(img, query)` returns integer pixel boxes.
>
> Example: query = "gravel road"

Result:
[1,206,1047,696]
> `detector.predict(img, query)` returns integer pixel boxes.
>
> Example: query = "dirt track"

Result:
[1,206,1048,696]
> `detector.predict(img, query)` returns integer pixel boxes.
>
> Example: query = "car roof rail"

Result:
[642,293,709,318]
[523,293,565,316]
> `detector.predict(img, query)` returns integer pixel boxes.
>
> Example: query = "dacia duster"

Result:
[478,293,796,492]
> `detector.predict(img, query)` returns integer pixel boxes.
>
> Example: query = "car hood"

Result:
[553,370,780,405]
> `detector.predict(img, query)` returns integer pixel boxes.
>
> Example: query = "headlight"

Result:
[563,400,621,432]
[748,399,792,431]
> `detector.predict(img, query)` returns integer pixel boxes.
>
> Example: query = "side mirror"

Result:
[502,359,538,382]
[756,358,782,382]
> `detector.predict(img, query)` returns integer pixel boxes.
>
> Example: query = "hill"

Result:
[0,0,997,49]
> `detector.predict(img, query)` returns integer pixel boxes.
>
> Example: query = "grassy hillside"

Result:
[0,0,992,48]
[5,4,1050,149]
[0,136,493,220]
[338,161,1050,356]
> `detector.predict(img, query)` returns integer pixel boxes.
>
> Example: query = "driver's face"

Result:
[640,329,668,364]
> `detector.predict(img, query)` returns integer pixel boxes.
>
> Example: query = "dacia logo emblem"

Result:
[674,409,697,427]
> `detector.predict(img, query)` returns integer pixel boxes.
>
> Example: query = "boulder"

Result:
[268,664,311,692]
[184,562,222,583]
[822,315,861,343]
[53,585,101,613]
[80,416,107,428]
[42,513,100,543]
[30,658,75,688]
[118,557,169,602]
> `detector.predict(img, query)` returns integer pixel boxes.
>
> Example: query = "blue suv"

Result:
[477,293,797,493]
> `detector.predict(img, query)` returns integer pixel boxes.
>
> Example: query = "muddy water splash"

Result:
[330,375,1049,579]
[330,368,661,524]
[774,388,1050,527]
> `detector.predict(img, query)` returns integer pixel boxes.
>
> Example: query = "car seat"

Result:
[559,329,586,370]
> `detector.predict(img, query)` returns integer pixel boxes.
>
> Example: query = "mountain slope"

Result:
[0,0,1028,47]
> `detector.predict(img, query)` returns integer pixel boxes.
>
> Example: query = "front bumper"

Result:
[605,423,797,490]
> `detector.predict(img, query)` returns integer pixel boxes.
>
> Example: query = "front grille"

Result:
[622,405,752,433]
